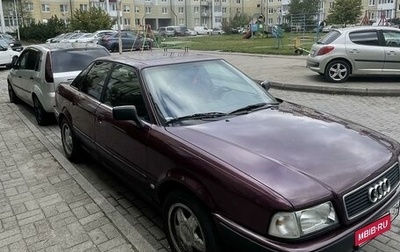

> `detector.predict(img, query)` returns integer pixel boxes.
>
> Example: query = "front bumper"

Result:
[214,186,400,252]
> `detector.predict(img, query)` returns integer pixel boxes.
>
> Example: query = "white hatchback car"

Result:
[7,43,110,125]
[0,39,19,68]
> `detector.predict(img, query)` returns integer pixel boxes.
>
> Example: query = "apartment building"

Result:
[0,0,399,33]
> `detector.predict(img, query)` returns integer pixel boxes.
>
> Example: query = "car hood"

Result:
[166,102,398,207]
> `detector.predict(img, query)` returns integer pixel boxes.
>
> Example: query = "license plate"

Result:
[354,214,391,247]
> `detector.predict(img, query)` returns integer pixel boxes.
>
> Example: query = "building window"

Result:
[135,6,140,13]
[215,17,221,23]
[162,7,167,14]
[236,0,240,4]
[194,6,199,13]
[179,18,184,24]
[222,7,226,13]
[60,4,68,13]
[268,8,273,14]
[222,0,226,2]
[26,3,34,11]
[135,19,141,25]
[236,8,240,13]
[178,0,183,2]
[178,7,184,14]
[80,4,88,11]
[41,4,50,12]
[123,5,130,12]
[194,18,200,25]
[124,18,131,25]
[145,7,151,14]
[369,0,375,5]
[161,0,167,2]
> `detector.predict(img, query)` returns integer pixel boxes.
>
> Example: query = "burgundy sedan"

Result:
[54,53,400,252]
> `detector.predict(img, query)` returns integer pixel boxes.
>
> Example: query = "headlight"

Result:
[268,202,338,239]
[9,43,14,46]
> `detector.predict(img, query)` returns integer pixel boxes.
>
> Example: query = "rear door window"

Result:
[80,61,113,100]
[349,31,379,46]
[51,48,109,73]
[318,30,341,44]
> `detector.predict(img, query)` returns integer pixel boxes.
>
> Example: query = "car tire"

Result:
[163,190,222,252]
[111,44,119,52]
[8,83,21,104]
[61,118,81,161]
[325,60,350,83]
[33,96,50,126]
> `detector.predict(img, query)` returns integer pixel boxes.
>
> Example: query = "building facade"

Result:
[1,0,399,33]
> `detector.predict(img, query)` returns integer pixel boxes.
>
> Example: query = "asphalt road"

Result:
[2,66,400,251]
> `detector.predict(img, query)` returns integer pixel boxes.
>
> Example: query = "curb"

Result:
[269,82,400,96]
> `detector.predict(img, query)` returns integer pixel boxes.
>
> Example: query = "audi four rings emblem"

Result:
[368,178,391,203]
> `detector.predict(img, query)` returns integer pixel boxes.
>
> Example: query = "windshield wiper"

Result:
[166,112,228,124]
[228,102,277,115]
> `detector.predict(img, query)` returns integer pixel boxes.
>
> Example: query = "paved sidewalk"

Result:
[0,72,158,251]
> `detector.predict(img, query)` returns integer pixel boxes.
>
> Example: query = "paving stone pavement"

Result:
[2,53,400,251]
[0,68,160,251]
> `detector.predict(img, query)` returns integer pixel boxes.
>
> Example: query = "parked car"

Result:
[59,33,91,43]
[194,26,211,35]
[0,33,23,51]
[98,31,153,52]
[307,26,400,83]
[55,52,400,252]
[7,43,110,125]
[183,28,197,36]
[158,26,176,37]
[0,39,20,68]
[211,28,224,35]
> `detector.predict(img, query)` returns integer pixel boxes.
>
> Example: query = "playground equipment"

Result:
[243,14,265,39]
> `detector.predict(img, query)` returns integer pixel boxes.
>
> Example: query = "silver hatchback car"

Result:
[7,43,110,125]
[307,26,400,83]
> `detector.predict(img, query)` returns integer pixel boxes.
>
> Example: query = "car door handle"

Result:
[387,51,397,56]
[349,49,359,54]
[29,76,34,80]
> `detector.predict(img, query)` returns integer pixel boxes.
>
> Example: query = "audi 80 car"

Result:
[54,53,400,252]
[307,26,400,83]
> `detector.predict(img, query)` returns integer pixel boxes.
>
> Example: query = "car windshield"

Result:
[142,60,277,124]
[51,48,109,73]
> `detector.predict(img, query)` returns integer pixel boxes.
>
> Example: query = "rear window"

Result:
[318,30,341,44]
[51,48,109,73]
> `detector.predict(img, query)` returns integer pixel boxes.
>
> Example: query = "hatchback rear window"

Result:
[318,30,341,44]
[51,48,109,73]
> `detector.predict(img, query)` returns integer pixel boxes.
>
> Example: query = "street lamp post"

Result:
[13,0,20,40]
[117,0,122,54]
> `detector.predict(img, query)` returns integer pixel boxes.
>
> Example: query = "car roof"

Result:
[335,25,400,33]
[95,52,222,69]
[27,43,106,51]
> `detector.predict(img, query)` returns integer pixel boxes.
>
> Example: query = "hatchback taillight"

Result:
[316,46,335,56]
[45,52,54,83]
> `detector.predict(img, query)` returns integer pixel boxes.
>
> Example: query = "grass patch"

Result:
[156,33,319,55]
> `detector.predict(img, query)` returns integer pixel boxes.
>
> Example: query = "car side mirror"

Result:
[260,80,271,91]
[113,105,144,128]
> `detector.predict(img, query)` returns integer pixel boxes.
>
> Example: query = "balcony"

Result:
[200,0,211,6]
[201,11,210,17]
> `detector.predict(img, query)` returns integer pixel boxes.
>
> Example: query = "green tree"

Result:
[288,0,320,15]
[70,7,114,32]
[221,13,250,34]
[287,0,321,29]
[327,0,363,27]
[19,15,67,42]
